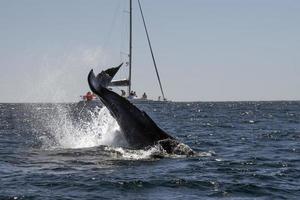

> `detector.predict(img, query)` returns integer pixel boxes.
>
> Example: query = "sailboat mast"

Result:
[128,0,133,96]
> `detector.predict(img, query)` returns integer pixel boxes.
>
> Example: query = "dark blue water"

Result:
[0,101,299,199]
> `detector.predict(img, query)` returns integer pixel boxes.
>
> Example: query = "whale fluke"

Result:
[88,68,194,155]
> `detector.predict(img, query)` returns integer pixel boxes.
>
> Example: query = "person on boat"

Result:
[128,91,134,99]
[158,96,161,101]
[128,91,138,99]
[129,91,134,96]
[142,92,147,99]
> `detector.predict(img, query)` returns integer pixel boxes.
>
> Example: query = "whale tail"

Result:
[88,63,122,94]
[87,66,194,155]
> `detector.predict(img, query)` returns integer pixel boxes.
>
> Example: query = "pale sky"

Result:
[0,0,299,102]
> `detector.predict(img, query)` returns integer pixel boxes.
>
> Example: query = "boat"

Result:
[79,0,168,105]
[108,0,168,102]
[77,91,101,109]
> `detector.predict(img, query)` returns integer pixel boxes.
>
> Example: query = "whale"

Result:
[87,68,194,155]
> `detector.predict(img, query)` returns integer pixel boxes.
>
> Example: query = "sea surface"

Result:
[0,101,299,200]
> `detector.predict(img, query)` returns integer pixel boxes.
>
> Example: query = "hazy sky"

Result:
[0,0,299,102]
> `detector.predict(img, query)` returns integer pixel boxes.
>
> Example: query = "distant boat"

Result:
[77,91,101,108]
[108,0,167,102]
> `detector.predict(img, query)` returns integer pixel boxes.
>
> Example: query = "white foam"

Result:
[39,105,126,149]
[33,105,207,160]
[105,145,165,160]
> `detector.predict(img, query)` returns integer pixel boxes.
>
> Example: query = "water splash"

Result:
[22,47,112,103]
[36,105,127,149]
[31,104,201,159]
[104,144,210,160]
[105,145,166,160]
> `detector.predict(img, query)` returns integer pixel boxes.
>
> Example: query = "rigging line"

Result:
[137,0,166,100]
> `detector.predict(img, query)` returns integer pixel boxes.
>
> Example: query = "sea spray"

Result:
[32,104,126,149]
[22,47,111,103]
[30,104,200,159]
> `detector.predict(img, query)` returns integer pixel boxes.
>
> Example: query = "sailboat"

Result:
[80,0,167,103]
[108,0,167,102]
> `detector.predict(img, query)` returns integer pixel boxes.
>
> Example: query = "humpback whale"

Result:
[88,67,194,155]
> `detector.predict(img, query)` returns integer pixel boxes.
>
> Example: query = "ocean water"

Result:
[0,101,299,199]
